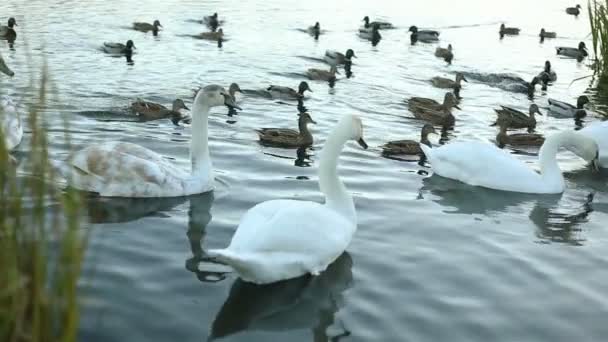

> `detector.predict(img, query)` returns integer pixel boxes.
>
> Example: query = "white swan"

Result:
[207,114,368,284]
[420,131,599,194]
[1,95,22,151]
[580,120,608,168]
[53,85,240,197]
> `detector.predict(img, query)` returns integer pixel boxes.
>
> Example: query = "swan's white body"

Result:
[54,85,230,197]
[208,115,366,284]
[421,131,598,194]
[580,120,608,168]
[1,95,22,151]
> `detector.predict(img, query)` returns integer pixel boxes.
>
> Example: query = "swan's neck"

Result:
[190,104,212,179]
[538,134,564,188]
[319,129,355,221]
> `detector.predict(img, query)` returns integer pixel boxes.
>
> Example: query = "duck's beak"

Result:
[357,137,368,149]
[310,119,317,124]
[183,104,190,110]
[463,76,468,82]
[454,104,462,110]
[223,94,241,110]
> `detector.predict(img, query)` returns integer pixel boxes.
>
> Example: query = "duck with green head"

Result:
[267,81,312,101]
[556,42,588,60]
[0,17,17,40]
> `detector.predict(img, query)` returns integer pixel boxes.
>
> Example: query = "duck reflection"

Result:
[209,253,353,341]
[185,192,230,282]
[82,193,187,224]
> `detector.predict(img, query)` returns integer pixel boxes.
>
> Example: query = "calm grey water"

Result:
[3,0,608,341]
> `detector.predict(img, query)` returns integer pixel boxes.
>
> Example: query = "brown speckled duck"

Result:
[492,104,541,130]
[133,20,162,35]
[130,98,189,121]
[256,113,317,148]
[382,124,437,155]
[307,65,339,81]
[409,93,460,128]
[496,120,545,147]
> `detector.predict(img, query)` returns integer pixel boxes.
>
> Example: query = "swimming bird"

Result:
[267,81,312,100]
[580,120,608,168]
[539,28,557,40]
[0,52,14,77]
[1,95,23,151]
[362,16,393,29]
[435,44,454,64]
[207,114,368,284]
[495,120,545,148]
[499,23,520,38]
[227,83,242,103]
[430,73,467,90]
[358,23,381,42]
[203,13,220,31]
[256,112,316,148]
[421,130,599,194]
[197,28,224,41]
[556,42,588,59]
[324,49,356,66]
[408,92,460,112]
[307,65,339,81]
[491,104,541,130]
[566,4,582,16]
[133,20,162,35]
[52,85,240,197]
[547,95,589,119]
[130,98,189,121]
[0,17,17,40]
[409,25,439,43]
[382,124,437,155]
[539,60,557,82]
[307,22,321,38]
[409,93,460,128]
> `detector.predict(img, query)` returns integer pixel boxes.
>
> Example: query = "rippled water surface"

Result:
[3,0,608,341]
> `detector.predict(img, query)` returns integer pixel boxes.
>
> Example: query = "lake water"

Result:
[2,0,608,341]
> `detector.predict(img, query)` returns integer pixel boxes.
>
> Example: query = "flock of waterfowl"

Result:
[1,4,608,285]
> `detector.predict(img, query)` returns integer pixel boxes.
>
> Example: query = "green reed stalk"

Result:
[589,0,608,89]
[0,64,87,342]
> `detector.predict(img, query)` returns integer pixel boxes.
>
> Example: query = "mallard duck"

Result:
[538,60,557,82]
[307,65,339,81]
[435,44,453,64]
[307,22,321,38]
[496,120,545,148]
[197,28,223,41]
[430,73,467,89]
[409,26,439,43]
[409,93,460,127]
[539,28,557,40]
[102,40,135,55]
[256,112,316,148]
[0,17,17,40]
[382,124,437,155]
[203,13,220,31]
[548,95,589,119]
[556,42,588,59]
[1,95,23,151]
[408,92,460,112]
[499,23,520,37]
[267,81,312,100]
[324,49,356,65]
[133,20,162,35]
[566,4,582,16]
[358,23,381,42]
[0,52,14,77]
[491,104,541,130]
[362,16,393,29]
[130,98,189,121]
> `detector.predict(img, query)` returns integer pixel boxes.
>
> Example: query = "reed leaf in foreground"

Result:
[589,1,608,86]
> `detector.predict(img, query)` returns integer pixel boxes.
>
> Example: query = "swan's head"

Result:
[341,115,367,149]
[0,54,14,77]
[560,132,600,170]
[194,85,242,111]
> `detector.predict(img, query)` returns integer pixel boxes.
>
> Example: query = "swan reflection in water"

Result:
[209,253,353,341]
[81,192,187,224]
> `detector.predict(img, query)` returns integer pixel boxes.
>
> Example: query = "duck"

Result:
[556,42,588,59]
[267,81,312,100]
[547,95,589,119]
[324,49,356,65]
[408,92,460,112]
[227,83,242,103]
[52,85,241,198]
[491,104,541,130]
[130,98,190,121]
[580,120,608,168]
[207,114,368,284]
[421,130,599,194]
[499,23,520,37]
[539,60,557,82]
[0,17,17,40]
[409,93,460,128]
[539,28,557,40]
[197,28,224,41]
[496,120,545,148]
[362,16,393,29]
[256,112,316,148]
[203,12,220,31]
[1,95,23,151]
[566,4,582,16]
[434,44,454,64]
[382,124,437,155]
[307,65,339,81]
[133,20,162,35]
[307,22,321,38]
[409,25,439,43]
[358,23,381,42]
[430,73,468,90]
[0,52,14,77]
